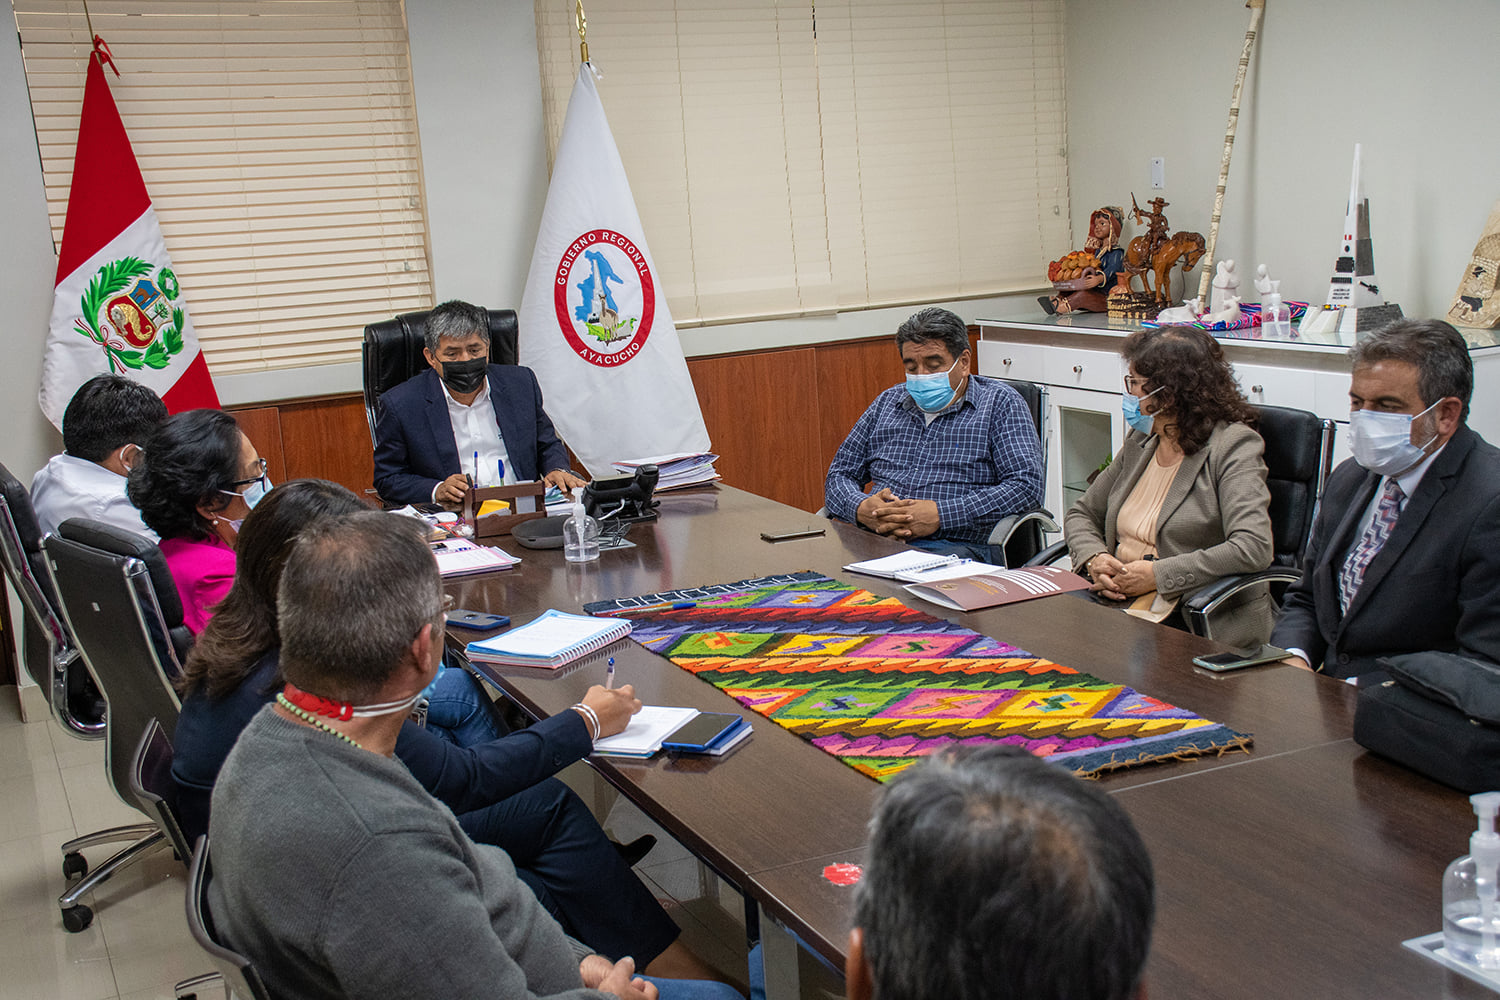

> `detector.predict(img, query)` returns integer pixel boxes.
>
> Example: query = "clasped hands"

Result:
[580,953,658,1000]
[434,468,590,506]
[856,487,940,540]
[1086,552,1157,601]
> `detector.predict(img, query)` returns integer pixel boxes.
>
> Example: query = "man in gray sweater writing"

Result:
[208,511,741,1000]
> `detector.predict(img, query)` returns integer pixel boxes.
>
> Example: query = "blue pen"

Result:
[606,657,615,690]
[473,451,480,485]
[498,458,505,484]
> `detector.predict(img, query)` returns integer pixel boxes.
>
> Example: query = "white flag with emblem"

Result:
[519,65,710,477]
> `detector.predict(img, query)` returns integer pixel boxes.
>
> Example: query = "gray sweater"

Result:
[209,707,610,1000]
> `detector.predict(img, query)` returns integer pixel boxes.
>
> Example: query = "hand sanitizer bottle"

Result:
[1444,792,1500,967]
[563,491,600,563]
[1262,291,1292,340]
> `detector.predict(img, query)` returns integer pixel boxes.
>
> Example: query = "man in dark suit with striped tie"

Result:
[1272,319,1500,680]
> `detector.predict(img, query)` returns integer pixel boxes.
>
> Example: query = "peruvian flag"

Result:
[39,36,219,429]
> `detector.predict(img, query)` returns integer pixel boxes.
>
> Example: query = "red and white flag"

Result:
[519,65,709,477]
[39,36,219,429]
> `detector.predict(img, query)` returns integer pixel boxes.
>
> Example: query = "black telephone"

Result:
[582,464,660,523]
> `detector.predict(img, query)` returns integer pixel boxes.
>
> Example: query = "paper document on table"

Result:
[592,706,699,757]
[895,560,1005,584]
[432,538,519,577]
[904,566,1091,611]
[844,550,965,580]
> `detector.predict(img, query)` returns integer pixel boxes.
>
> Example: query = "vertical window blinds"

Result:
[13,0,433,377]
[535,0,1070,325]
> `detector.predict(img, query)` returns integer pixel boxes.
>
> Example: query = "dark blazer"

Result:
[372,365,570,505]
[1065,421,1275,648]
[1272,424,1500,679]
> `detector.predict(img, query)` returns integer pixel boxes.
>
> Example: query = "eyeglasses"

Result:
[1122,375,1151,393]
[228,457,270,491]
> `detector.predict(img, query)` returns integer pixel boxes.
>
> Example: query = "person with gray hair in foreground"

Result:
[846,745,1154,1000]
[208,510,741,1000]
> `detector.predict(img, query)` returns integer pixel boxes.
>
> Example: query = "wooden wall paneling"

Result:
[276,396,376,497]
[813,337,902,477]
[228,406,287,484]
[687,349,823,512]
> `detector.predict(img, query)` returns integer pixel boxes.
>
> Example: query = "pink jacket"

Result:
[158,535,236,634]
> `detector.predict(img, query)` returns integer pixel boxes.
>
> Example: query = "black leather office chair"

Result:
[44,519,189,931]
[1180,405,1336,639]
[1027,405,1336,643]
[182,837,273,1000]
[361,307,520,447]
[0,460,101,736]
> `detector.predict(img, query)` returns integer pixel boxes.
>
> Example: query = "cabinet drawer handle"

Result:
[1251,384,1264,393]
[1072,365,1083,374]
[1002,357,1012,366]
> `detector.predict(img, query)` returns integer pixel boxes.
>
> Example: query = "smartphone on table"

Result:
[446,610,510,631]
[1191,643,1292,673]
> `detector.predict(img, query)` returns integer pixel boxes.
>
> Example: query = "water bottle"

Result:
[1262,291,1292,340]
[563,500,600,563]
[1444,792,1500,967]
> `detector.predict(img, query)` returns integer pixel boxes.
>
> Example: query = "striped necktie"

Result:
[1338,479,1406,614]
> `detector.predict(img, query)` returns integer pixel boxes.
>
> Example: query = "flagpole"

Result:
[575,0,588,65]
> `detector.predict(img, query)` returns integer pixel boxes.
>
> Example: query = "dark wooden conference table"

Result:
[443,484,1486,1000]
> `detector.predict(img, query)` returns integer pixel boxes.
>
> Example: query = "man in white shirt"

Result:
[372,300,587,506]
[31,374,167,538]
[1272,319,1500,679]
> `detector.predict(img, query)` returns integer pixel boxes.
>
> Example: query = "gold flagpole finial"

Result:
[575,0,589,65]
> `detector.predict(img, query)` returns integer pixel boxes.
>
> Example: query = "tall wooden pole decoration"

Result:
[1198,0,1265,303]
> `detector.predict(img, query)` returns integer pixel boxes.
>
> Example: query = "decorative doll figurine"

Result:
[1209,259,1240,316]
[1042,206,1126,314]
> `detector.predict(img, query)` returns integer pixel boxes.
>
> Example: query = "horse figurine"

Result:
[1125,230,1207,306]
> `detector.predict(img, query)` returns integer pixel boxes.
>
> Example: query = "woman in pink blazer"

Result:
[127,410,266,633]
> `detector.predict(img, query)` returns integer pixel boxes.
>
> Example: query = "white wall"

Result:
[1064,0,1500,319]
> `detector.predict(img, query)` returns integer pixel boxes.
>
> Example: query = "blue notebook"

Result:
[465,609,631,668]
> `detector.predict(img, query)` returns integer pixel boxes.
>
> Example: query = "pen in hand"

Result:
[606,657,615,690]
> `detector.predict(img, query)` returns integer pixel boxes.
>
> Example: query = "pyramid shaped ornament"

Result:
[1299,144,1403,344]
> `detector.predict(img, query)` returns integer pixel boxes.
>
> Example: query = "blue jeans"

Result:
[907,535,1000,564]
[422,665,503,747]
[646,978,748,1000]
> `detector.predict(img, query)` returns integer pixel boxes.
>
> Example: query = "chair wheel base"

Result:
[61,904,93,933]
[62,851,88,880]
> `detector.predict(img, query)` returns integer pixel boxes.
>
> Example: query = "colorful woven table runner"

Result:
[586,572,1250,781]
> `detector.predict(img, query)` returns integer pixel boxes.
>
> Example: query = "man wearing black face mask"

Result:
[1272,319,1500,680]
[373,300,587,505]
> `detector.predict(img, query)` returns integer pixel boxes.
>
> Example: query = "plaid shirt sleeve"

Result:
[929,384,1044,541]
[824,397,882,522]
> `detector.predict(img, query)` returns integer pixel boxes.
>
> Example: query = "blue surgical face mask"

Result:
[1348,401,1438,477]
[219,474,272,530]
[1122,384,1164,436]
[906,357,962,412]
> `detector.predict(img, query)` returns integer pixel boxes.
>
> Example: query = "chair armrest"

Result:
[986,509,1060,547]
[1180,568,1304,638]
[1024,540,1070,567]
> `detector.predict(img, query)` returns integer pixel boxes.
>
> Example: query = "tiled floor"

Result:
[0,692,841,1000]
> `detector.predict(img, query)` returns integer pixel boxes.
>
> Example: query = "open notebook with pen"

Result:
[844,550,1004,583]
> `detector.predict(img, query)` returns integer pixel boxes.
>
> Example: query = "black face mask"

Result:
[439,357,487,395]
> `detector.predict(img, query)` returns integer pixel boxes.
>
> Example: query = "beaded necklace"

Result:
[276,693,365,751]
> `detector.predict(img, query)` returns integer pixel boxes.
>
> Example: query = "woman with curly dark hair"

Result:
[127,408,265,633]
[1064,326,1275,646]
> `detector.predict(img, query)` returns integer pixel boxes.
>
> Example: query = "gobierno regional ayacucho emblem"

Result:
[73,256,187,373]
[552,229,654,368]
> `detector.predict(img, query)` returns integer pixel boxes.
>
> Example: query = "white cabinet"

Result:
[978,313,1500,524]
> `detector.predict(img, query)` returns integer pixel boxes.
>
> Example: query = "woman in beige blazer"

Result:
[1065,326,1275,648]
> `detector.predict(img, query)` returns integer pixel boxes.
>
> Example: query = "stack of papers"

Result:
[465,609,631,668]
[904,565,1091,611]
[614,452,720,491]
[432,538,520,577]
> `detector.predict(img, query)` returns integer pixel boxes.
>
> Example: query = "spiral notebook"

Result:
[844,550,1000,582]
[464,609,632,668]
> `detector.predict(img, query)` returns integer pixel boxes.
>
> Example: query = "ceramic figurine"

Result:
[1209,260,1239,316]
[1447,200,1500,329]
[1123,194,1206,307]
[1154,298,1203,324]
[1041,206,1126,315]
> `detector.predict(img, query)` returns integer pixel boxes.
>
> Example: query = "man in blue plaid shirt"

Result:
[825,308,1043,562]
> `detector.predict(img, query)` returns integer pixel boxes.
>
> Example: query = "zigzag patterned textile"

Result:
[586,572,1251,781]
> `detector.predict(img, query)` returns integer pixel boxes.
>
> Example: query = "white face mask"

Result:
[1348,401,1439,477]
